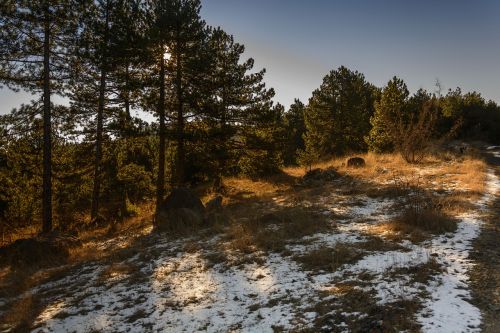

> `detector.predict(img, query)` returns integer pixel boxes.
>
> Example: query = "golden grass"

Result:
[222,177,284,201]
[223,206,332,255]
[364,222,427,243]
[98,262,135,283]
[323,282,357,296]
[284,152,416,182]
[283,152,487,192]
[437,156,487,195]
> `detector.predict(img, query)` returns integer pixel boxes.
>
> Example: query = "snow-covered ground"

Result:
[18,169,499,332]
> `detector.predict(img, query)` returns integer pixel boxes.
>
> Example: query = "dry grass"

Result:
[284,153,419,183]
[98,262,135,283]
[222,177,286,202]
[284,152,486,196]
[388,257,443,285]
[309,284,422,333]
[356,236,408,251]
[223,207,332,255]
[365,221,428,243]
[0,149,489,331]
[323,282,357,296]
[0,224,39,248]
[437,156,487,195]
[395,199,458,234]
[293,243,364,272]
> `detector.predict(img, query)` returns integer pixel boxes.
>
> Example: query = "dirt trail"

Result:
[469,146,500,333]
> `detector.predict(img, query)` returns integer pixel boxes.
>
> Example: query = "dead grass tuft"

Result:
[98,262,135,283]
[396,206,457,234]
[224,206,331,254]
[310,285,422,332]
[389,258,443,285]
[366,221,428,243]
[356,236,409,251]
[294,243,364,272]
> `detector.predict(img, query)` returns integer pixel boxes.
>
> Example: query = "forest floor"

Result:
[0,147,499,333]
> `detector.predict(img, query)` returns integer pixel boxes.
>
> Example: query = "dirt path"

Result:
[469,146,500,333]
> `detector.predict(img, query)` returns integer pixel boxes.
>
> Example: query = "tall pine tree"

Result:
[0,0,81,232]
[303,66,376,159]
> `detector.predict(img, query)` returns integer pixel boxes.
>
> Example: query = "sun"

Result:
[163,51,171,61]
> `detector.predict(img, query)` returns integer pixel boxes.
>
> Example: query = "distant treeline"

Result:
[1,0,499,234]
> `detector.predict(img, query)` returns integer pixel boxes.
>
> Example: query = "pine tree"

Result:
[303,66,376,160]
[366,76,409,153]
[144,0,175,221]
[167,0,206,186]
[197,27,278,187]
[72,0,145,221]
[0,0,81,232]
[283,99,306,165]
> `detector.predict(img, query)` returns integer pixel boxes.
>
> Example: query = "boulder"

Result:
[0,235,71,268]
[347,157,366,168]
[156,188,205,231]
[206,195,223,213]
[205,195,230,225]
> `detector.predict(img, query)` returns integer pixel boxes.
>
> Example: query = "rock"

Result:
[302,167,339,185]
[0,235,71,267]
[346,157,365,168]
[156,188,205,231]
[205,196,229,225]
[206,195,223,213]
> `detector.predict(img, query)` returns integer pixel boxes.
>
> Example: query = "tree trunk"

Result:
[90,65,106,221]
[214,86,227,192]
[175,41,185,186]
[42,4,52,233]
[90,6,109,221]
[125,63,130,117]
[155,49,166,223]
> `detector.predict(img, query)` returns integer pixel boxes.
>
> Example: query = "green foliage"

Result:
[366,76,410,153]
[303,66,376,160]
[440,89,500,143]
[2,0,500,237]
[236,104,285,177]
[296,147,320,171]
[283,99,306,165]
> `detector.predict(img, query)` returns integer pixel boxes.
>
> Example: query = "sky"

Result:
[1,0,499,114]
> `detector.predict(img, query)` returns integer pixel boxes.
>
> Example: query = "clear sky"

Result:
[1,0,499,114]
[200,0,500,109]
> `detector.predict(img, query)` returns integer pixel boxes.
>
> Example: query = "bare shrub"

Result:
[391,99,461,164]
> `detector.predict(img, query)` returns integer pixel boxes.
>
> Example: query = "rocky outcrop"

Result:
[156,188,205,231]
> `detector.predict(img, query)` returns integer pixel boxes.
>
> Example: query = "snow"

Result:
[24,169,499,332]
[416,170,499,332]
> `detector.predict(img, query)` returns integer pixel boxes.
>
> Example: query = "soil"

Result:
[469,147,500,332]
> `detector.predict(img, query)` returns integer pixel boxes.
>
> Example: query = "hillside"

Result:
[1,148,498,332]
